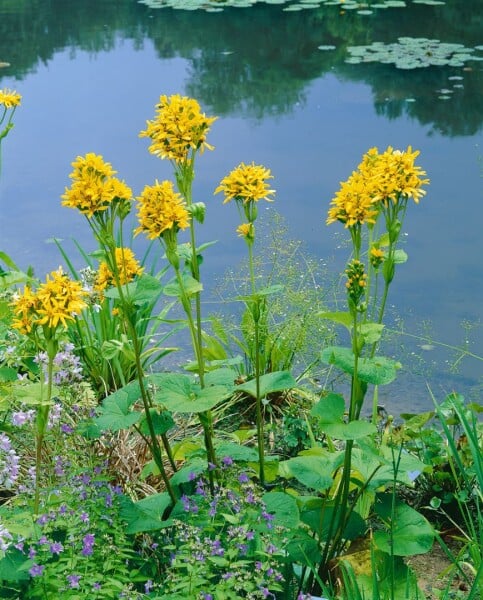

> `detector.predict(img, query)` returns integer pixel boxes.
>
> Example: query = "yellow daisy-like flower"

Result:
[236,223,254,240]
[11,269,87,334]
[95,247,144,292]
[135,180,190,240]
[139,94,217,164]
[215,162,275,205]
[61,153,132,218]
[327,170,379,228]
[0,88,22,109]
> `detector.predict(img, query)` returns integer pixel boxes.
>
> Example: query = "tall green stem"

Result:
[248,242,265,486]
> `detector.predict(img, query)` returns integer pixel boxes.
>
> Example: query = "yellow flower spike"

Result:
[139,94,217,164]
[215,162,275,205]
[135,180,190,240]
[95,247,144,292]
[0,88,22,109]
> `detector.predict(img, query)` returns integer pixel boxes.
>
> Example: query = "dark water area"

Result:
[0,0,482,413]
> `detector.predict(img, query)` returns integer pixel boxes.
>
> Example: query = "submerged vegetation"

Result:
[0,88,482,600]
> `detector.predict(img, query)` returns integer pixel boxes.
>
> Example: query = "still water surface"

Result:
[0,0,482,411]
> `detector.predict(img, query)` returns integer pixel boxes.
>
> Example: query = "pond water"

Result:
[0,0,482,413]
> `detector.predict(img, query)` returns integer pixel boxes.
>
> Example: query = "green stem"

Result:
[174,264,218,480]
[248,241,265,487]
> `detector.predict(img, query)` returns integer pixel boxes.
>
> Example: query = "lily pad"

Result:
[346,37,481,70]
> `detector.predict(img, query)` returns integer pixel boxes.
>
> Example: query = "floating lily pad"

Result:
[346,37,482,69]
[318,45,337,51]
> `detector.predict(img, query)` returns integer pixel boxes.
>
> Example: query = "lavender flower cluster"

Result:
[149,462,287,599]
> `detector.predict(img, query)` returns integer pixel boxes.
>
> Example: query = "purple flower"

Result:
[82,533,95,556]
[29,564,44,577]
[49,541,64,555]
[79,512,89,523]
[221,456,233,467]
[238,472,250,484]
[144,580,154,593]
[67,574,81,588]
[36,514,49,526]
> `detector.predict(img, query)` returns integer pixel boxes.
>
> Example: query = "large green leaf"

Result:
[94,381,142,431]
[0,548,31,581]
[163,274,203,297]
[281,454,336,491]
[216,442,259,462]
[320,346,401,385]
[317,311,353,331]
[151,372,230,413]
[300,502,365,541]
[120,493,173,534]
[311,393,377,439]
[374,494,435,556]
[139,409,175,436]
[262,491,300,528]
[236,370,296,399]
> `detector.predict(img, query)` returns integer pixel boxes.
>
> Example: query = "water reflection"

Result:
[0,0,481,411]
[0,0,481,135]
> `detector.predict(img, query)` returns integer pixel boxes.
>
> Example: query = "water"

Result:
[0,0,482,413]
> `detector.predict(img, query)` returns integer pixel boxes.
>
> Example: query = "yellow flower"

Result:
[327,146,429,228]
[236,223,254,240]
[11,269,87,334]
[0,88,22,109]
[61,153,132,218]
[135,180,190,240]
[11,286,39,334]
[369,246,385,268]
[215,162,275,205]
[139,94,217,164]
[360,146,429,205]
[95,247,143,292]
[327,171,379,227]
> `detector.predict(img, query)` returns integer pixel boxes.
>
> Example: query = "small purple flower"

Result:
[221,456,233,467]
[79,512,89,523]
[144,579,154,593]
[93,582,102,591]
[29,564,44,577]
[49,541,64,555]
[67,574,81,588]
[238,472,250,484]
[82,533,95,556]
[36,514,49,526]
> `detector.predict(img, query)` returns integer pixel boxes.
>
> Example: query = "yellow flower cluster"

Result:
[95,248,143,292]
[11,268,87,334]
[360,145,429,205]
[327,170,379,228]
[139,95,217,164]
[215,162,275,205]
[135,180,190,240]
[0,88,22,109]
[61,153,133,218]
[327,146,429,227]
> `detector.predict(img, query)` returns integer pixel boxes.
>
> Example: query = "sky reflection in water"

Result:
[0,0,482,411]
